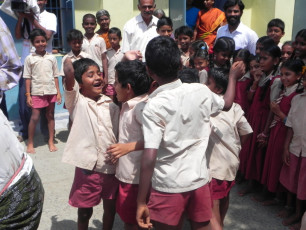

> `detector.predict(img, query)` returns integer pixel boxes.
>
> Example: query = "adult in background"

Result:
[216,0,258,55]
[194,0,226,48]
[0,16,44,229]
[122,0,158,62]
[15,0,57,142]
[96,9,111,49]
[186,0,200,30]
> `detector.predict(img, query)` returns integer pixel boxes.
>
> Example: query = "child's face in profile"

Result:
[108,33,121,49]
[157,25,173,37]
[33,35,47,55]
[214,51,231,67]
[256,43,264,56]
[82,17,97,35]
[193,57,208,71]
[178,34,192,52]
[281,44,294,62]
[259,51,279,74]
[79,65,104,101]
[267,26,284,45]
[69,40,82,54]
[114,73,130,103]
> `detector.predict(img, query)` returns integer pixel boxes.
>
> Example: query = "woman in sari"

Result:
[194,0,226,48]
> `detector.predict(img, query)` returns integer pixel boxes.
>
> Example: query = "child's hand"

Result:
[107,143,132,164]
[252,69,263,83]
[270,101,280,115]
[56,93,62,105]
[136,203,153,229]
[229,61,245,80]
[282,149,290,166]
[257,132,268,148]
[26,96,33,108]
[124,50,143,61]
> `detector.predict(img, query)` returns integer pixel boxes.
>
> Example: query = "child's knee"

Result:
[77,208,93,222]
[45,111,54,120]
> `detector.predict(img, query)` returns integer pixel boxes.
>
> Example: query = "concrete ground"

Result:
[16,113,291,230]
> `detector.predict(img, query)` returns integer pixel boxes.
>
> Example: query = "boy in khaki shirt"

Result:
[62,58,119,230]
[136,36,245,230]
[205,68,252,230]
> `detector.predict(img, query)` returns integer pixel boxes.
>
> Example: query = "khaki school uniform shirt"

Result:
[82,34,107,72]
[206,102,253,181]
[286,92,306,157]
[106,48,124,84]
[115,94,148,184]
[143,80,224,193]
[62,81,119,173]
[23,52,59,96]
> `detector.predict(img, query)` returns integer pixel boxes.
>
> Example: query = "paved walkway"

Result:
[18,114,289,230]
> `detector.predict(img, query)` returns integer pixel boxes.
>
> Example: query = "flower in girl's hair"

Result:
[302,66,306,75]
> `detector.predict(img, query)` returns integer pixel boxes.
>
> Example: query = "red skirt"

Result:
[279,153,306,200]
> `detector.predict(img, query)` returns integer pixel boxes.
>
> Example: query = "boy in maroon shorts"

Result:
[136,36,245,230]
[62,58,119,230]
[107,60,151,230]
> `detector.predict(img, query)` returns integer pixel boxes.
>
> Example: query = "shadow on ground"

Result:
[50,216,103,230]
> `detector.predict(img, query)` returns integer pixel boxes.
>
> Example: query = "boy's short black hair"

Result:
[108,27,122,39]
[157,17,173,29]
[257,36,275,46]
[83,13,96,22]
[115,60,151,96]
[223,0,245,12]
[178,68,199,83]
[267,18,285,32]
[66,29,83,43]
[208,68,229,94]
[175,25,193,38]
[29,28,47,43]
[145,36,182,80]
[73,58,100,84]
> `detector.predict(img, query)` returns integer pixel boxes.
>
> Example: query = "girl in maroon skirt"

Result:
[279,66,306,228]
[239,44,282,196]
[261,59,304,205]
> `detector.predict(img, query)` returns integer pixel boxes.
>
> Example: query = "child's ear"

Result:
[273,57,280,66]
[78,82,83,89]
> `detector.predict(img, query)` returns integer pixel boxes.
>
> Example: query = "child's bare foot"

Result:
[278,206,294,218]
[262,198,280,206]
[26,144,36,154]
[289,222,301,230]
[48,141,58,152]
[238,186,253,196]
[283,213,302,226]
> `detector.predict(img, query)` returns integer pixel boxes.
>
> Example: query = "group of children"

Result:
[21,5,306,230]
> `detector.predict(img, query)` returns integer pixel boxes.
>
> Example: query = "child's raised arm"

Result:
[63,58,75,91]
[223,61,245,111]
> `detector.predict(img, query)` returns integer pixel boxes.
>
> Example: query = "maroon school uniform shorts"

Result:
[69,167,119,208]
[210,178,235,200]
[148,183,212,226]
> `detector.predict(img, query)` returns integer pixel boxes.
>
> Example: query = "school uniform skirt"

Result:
[279,153,306,200]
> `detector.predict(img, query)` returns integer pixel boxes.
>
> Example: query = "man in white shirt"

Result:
[216,0,258,55]
[121,0,159,61]
[15,0,57,141]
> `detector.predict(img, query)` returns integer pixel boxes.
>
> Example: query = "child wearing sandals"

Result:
[206,68,253,230]
[278,66,306,229]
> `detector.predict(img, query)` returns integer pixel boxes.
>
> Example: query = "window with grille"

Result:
[46,0,73,53]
